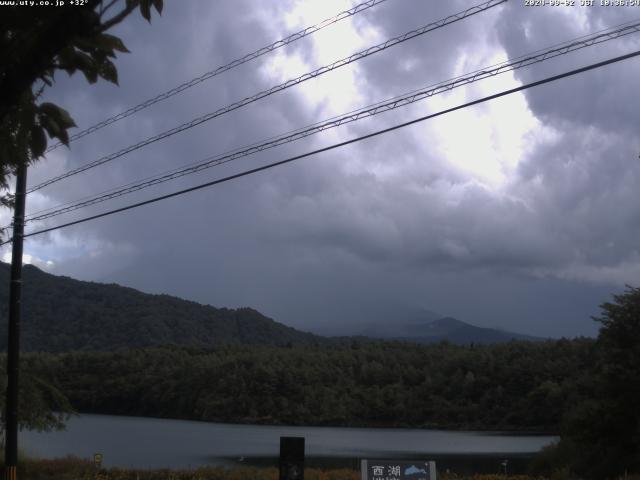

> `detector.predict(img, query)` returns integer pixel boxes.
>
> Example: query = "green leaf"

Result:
[57,126,70,147]
[58,49,99,83]
[30,125,47,158]
[91,49,109,65]
[76,33,130,56]
[76,50,94,67]
[101,33,130,53]
[55,108,76,129]
[39,111,72,148]
[80,65,99,84]
[38,103,76,129]
[40,115,62,140]
[38,102,60,118]
[140,0,151,22]
[70,48,91,66]
[99,59,118,85]
[152,0,163,15]
[57,46,78,75]
[73,37,96,53]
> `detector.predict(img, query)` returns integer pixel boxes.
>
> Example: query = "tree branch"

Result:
[100,2,138,32]
[100,0,121,19]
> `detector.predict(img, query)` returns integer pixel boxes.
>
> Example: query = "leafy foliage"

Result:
[558,286,640,479]
[19,339,593,431]
[0,0,162,217]
[0,354,75,434]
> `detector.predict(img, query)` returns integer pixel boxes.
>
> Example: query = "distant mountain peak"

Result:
[360,311,544,345]
[426,316,467,329]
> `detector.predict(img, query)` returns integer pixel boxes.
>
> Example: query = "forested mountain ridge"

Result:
[0,262,323,351]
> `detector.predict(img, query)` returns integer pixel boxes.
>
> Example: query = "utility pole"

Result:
[4,162,27,480]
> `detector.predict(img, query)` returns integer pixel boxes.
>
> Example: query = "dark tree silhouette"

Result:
[562,286,640,479]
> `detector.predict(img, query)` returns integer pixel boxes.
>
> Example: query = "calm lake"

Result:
[20,414,558,470]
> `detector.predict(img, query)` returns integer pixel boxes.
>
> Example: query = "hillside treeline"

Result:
[0,263,323,352]
[17,338,594,431]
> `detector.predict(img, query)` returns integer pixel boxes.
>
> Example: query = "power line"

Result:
[28,0,507,193]
[7,16,639,230]
[24,19,640,223]
[43,0,391,153]
[3,48,637,246]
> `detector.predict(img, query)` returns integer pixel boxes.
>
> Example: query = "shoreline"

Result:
[64,410,559,435]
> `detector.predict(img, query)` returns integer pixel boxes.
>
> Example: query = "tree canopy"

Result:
[0,355,75,434]
[532,286,640,479]
[13,339,595,432]
[560,286,640,479]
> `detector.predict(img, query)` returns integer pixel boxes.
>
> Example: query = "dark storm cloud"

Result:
[513,128,640,269]
[8,0,640,338]
[491,4,640,287]
[257,155,560,270]
[353,0,504,97]
[495,2,640,132]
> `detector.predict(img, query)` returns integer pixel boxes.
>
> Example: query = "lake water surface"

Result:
[20,414,558,469]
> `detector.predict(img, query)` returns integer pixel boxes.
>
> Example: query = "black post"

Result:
[4,162,27,480]
[279,437,304,480]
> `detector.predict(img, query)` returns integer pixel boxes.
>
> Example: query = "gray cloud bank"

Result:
[5,0,640,338]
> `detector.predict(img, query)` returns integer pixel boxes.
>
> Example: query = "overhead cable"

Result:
[29,0,507,193]
[1,48,636,246]
[43,0,391,153]
[24,19,640,223]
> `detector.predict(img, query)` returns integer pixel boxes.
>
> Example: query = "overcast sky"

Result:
[3,0,640,338]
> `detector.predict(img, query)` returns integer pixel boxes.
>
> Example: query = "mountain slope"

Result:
[0,262,322,352]
[363,316,543,345]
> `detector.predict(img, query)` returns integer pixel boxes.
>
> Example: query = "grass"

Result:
[4,456,640,480]
[3,456,546,480]
[12,457,360,480]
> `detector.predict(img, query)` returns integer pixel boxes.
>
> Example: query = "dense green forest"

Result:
[10,339,593,431]
[0,263,323,351]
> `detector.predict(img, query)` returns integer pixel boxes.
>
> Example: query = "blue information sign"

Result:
[361,459,436,480]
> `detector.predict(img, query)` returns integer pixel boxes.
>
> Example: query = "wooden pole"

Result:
[4,162,27,480]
